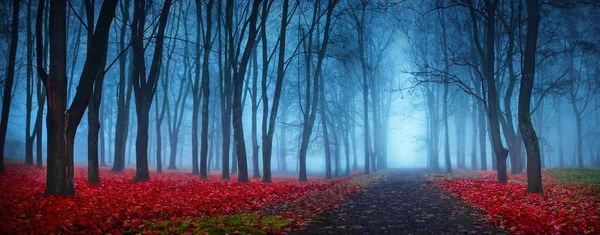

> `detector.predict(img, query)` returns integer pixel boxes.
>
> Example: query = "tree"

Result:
[298,0,338,182]
[112,0,132,173]
[35,0,118,195]
[25,0,37,167]
[519,0,542,193]
[199,0,214,180]
[86,0,113,184]
[218,0,232,180]
[228,0,262,183]
[467,0,509,182]
[166,7,187,171]
[0,0,19,173]
[437,4,452,173]
[130,0,172,182]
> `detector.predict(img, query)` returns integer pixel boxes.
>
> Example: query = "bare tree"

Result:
[35,0,118,194]
[519,0,542,193]
[112,0,132,173]
[130,0,172,182]
[0,0,19,173]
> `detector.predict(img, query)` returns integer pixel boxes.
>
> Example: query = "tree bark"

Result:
[25,0,36,166]
[229,0,262,182]
[520,0,542,193]
[0,0,20,172]
[131,0,172,182]
[200,0,214,180]
[219,0,231,180]
[36,0,118,194]
[319,71,332,179]
[112,0,132,173]
[252,40,260,178]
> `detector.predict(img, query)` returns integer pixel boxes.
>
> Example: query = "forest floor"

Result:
[1,160,599,234]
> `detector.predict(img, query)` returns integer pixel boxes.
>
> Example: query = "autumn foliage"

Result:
[0,163,371,234]
[436,170,600,234]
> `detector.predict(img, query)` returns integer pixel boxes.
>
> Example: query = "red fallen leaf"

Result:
[435,171,600,234]
[0,163,370,234]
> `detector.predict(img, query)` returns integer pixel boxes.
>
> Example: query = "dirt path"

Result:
[291,169,505,235]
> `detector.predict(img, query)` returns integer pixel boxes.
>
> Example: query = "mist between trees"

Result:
[0,0,598,195]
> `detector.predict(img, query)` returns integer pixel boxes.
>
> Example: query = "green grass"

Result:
[132,215,292,234]
[549,168,600,185]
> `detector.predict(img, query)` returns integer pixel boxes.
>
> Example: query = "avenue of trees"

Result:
[0,0,598,195]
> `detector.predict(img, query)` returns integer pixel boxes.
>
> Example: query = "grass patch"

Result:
[133,215,292,234]
[549,168,600,185]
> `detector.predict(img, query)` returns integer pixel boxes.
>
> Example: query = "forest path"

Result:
[291,169,505,235]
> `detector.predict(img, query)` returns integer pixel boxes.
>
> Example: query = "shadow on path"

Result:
[291,169,505,235]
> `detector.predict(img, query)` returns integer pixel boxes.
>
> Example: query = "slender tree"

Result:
[130,0,172,182]
[112,0,132,173]
[199,0,214,180]
[0,0,20,173]
[519,0,542,193]
[228,0,262,183]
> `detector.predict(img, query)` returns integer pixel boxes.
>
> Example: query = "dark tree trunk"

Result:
[298,1,337,182]
[298,23,315,182]
[154,72,167,173]
[229,0,261,183]
[35,0,117,194]
[357,12,371,175]
[131,0,172,182]
[261,0,291,183]
[0,0,20,172]
[483,1,508,182]
[199,0,214,180]
[278,106,287,172]
[100,101,106,167]
[86,0,111,183]
[520,0,542,193]
[470,96,477,169]
[320,77,332,179]
[112,0,132,173]
[35,79,45,168]
[218,0,232,180]
[438,7,451,173]
[252,40,260,178]
[25,0,35,167]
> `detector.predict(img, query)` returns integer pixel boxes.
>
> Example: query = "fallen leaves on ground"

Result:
[0,163,374,234]
[436,170,600,234]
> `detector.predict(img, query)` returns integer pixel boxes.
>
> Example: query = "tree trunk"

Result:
[0,0,20,172]
[520,0,542,193]
[483,1,509,182]
[229,0,261,183]
[279,108,287,172]
[35,79,45,168]
[112,0,132,173]
[199,0,214,180]
[25,0,35,166]
[251,43,260,178]
[131,0,172,182]
[260,0,289,183]
[320,77,332,179]
[298,22,315,182]
[86,3,110,183]
[36,0,118,194]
